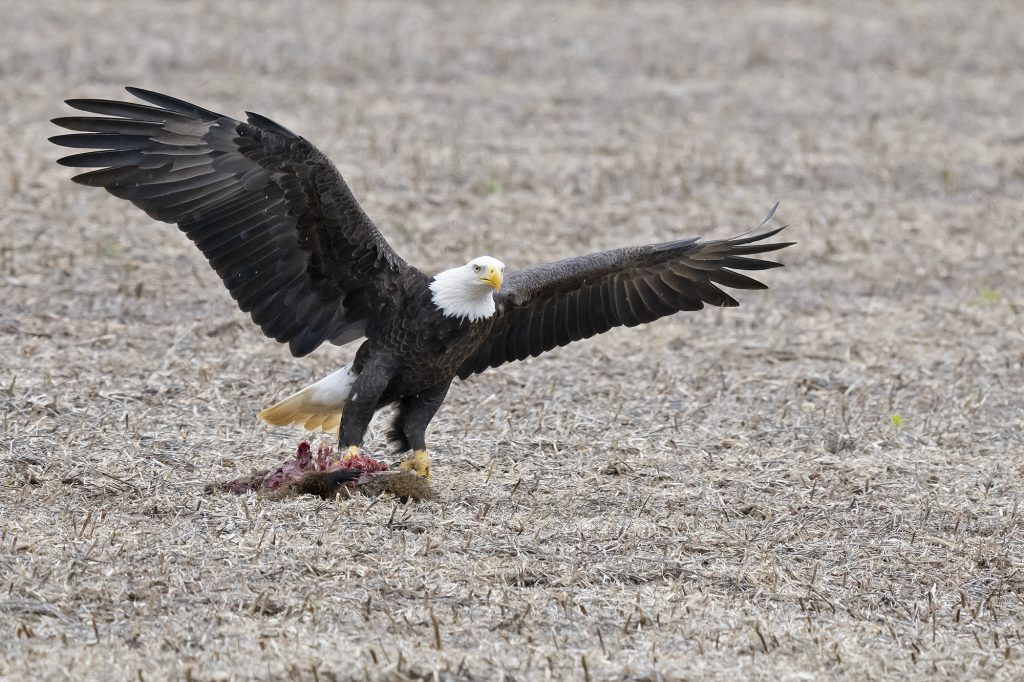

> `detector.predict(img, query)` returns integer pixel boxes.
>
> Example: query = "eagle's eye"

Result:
[473,265,481,273]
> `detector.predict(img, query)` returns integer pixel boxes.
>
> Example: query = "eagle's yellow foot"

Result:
[341,445,361,465]
[399,449,432,483]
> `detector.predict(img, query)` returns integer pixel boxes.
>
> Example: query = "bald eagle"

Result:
[52,88,793,482]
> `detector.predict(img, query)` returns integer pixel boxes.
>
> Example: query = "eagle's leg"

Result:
[389,380,452,483]
[337,356,394,463]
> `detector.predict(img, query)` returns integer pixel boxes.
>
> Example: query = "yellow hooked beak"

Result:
[484,266,502,291]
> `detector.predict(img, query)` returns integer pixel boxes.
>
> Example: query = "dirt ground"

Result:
[2,1,1023,679]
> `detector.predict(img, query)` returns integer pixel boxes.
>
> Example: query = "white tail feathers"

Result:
[257,364,356,434]
[258,397,343,433]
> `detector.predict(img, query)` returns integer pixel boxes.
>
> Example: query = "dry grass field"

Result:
[2,1,1024,679]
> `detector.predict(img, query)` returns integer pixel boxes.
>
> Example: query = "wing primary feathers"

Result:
[48,133,156,150]
[57,149,150,168]
[636,278,678,317]
[52,87,412,356]
[246,111,300,139]
[124,87,221,120]
[758,201,779,228]
[458,204,793,378]
[707,269,770,290]
[67,164,163,188]
[719,255,785,270]
[726,224,788,246]
[719,241,794,255]
[119,170,234,200]
[51,116,164,135]
[64,98,200,123]
[692,280,738,307]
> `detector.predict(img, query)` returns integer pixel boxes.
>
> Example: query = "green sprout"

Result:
[977,289,1002,304]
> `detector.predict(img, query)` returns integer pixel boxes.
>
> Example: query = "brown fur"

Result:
[268,469,433,501]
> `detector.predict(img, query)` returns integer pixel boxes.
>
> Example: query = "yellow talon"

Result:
[399,449,432,483]
[342,445,361,464]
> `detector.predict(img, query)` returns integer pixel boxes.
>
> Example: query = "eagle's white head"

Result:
[429,256,505,322]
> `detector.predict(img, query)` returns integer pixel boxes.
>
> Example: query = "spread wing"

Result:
[457,205,793,379]
[51,87,412,356]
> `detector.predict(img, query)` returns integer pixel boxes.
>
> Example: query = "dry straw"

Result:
[2,0,1024,678]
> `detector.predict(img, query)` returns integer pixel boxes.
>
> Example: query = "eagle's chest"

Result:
[368,283,486,365]
[390,307,490,366]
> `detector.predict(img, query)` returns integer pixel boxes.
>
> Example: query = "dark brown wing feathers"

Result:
[458,206,793,379]
[53,90,792,380]
[51,87,409,357]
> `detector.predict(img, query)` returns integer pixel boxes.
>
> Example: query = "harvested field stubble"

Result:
[2,1,1024,679]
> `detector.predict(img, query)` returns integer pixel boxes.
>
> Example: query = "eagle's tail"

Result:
[257,364,356,434]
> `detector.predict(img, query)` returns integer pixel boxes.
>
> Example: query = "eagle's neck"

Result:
[429,268,497,322]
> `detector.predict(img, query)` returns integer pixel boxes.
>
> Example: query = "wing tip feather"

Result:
[126,86,221,120]
[245,111,300,139]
